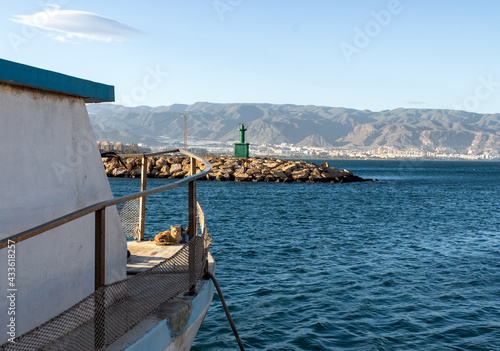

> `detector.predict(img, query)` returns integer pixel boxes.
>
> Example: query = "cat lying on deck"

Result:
[154,225,182,245]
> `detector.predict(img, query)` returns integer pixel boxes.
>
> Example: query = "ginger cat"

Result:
[154,225,182,245]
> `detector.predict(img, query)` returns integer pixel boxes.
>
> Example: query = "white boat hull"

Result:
[108,256,215,351]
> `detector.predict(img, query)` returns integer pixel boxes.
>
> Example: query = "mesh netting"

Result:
[1,206,212,351]
[116,199,141,240]
[197,202,212,253]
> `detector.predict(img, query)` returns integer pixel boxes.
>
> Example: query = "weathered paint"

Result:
[0,79,125,343]
[166,294,213,351]
[123,278,215,351]
[0,58,114,102]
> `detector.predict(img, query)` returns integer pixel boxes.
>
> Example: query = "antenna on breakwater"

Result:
[180,113,187,150]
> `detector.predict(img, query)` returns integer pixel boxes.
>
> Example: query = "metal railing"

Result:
[0,149,211,288]
[0,149,213,350]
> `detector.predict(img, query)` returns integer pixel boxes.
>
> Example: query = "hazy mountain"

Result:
[87,103,500,152]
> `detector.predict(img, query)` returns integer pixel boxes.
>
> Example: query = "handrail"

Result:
[117,149,183,158]
[0,149,211,250]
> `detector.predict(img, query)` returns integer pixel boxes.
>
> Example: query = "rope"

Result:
[205,271,245,351]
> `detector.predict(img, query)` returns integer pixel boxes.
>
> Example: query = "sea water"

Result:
[109,160,500,350]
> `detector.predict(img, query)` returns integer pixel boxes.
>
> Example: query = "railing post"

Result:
[188,157,197,294]
[138,155,147,241]
[95,208,106,349]
[95,208,106,289]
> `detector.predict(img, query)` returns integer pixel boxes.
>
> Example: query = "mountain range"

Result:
[87,102,500,152]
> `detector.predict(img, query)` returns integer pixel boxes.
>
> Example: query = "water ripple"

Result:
[110,160,500,350]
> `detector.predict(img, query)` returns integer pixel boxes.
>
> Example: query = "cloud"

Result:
[11,4,140,42]
[404,101,426,105]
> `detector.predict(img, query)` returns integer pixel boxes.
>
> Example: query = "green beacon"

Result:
[234,123,249,158]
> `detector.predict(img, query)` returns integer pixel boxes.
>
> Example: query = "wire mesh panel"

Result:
[1,232,212,351]
[197,202,212,255]
[0,150,214,351]
[116,199,141,239]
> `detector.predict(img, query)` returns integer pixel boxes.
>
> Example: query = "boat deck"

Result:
[106,241,216,351]
[127,240,185,275]
[127,240,215,275]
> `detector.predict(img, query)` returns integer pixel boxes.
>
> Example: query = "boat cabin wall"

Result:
[0,83,126,343]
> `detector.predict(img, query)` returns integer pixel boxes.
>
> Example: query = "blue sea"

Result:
[109,160,500,351]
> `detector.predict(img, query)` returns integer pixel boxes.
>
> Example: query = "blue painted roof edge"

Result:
[0,58,114,103]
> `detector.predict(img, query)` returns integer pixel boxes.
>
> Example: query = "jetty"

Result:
[102,155,371,183]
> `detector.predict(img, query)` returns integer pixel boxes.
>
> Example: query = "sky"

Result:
[2,0,500,113]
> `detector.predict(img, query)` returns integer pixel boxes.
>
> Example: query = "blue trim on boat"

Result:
[0,58,114,103]
[126,321,172,351]
[187,279,214,327]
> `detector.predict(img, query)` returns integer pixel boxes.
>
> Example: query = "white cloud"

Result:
[11,4,140,43]
[48,33,76,43]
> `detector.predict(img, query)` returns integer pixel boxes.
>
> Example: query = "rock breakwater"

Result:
[102,156,371,183]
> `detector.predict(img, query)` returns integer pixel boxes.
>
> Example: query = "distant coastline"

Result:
[97,141,499,163]
[276,155,500,162]
[90,103,500,162]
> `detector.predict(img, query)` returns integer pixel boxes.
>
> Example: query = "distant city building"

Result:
[97,141,142,154]
[96,139,498,161]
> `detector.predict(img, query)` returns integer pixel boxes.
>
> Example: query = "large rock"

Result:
[271,170,288,180]
[125,158,136,169]
[156,157,168,167]
[263,162,278,168]
[253,173,265,182]
[323,167,345,179]
[112,168,128,177]
[182,163,192,172]
[130,168,141,178]
[215,172,231,181]
[234,173,252,181]
[211,161,224,169]
[245,168,260,176]
[205,172,216,181]
[291,169,310,181]
[170,163,183,173]
[220,164,236,170]
[108,161,121,169]
[197,160,206,170]
[167,157,182,164]
[171,170,187,178]
[160,165,170,175]
[146,158,155,174]
[309,172,325,182]
[264,174,277,182]
[281,163,296,173]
